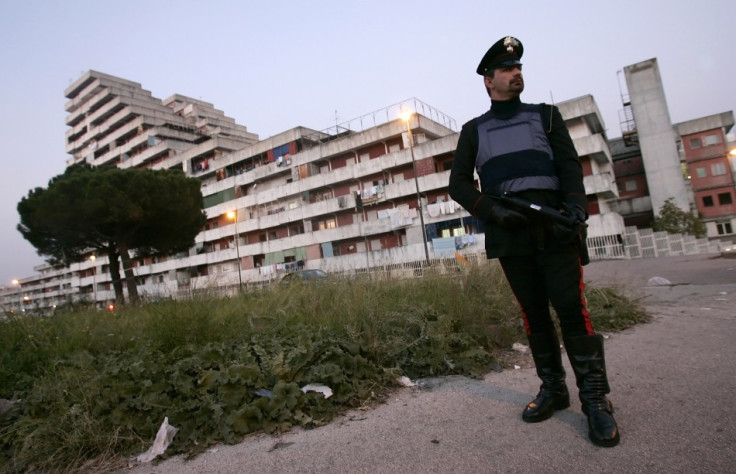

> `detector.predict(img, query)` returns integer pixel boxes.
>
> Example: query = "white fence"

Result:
[184,226,723,297]
[4,227,726,312]
[618,227,721,259]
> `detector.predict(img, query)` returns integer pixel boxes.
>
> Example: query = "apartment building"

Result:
[2,72,622,313]
[612,58,736,242]
[675,113,735,241]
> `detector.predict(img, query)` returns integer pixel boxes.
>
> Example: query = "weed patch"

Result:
[0,261,647,472]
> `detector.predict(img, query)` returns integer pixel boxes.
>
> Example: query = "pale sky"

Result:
[2,0,735,286]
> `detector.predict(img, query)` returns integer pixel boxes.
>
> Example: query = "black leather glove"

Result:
[489,203,528,229]
[551,204,586,242]
[566,204,587,225]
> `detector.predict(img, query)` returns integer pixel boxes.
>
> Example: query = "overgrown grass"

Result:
[0,260,649,473]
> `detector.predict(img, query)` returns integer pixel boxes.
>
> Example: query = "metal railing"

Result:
[300,97,458,149]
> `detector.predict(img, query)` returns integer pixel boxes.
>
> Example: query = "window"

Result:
[703,196,714,207]
[317,219,336,230]
[718,193,733,205]
[703,134,722,146]
[289,224,304,236]
[689,138,701,149]
[624,179,637,192]
[695,167,707,178]
[717,222,733,235]
[711,163,727,176]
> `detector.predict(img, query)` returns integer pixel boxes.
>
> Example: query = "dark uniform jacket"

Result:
[449,97,587,258]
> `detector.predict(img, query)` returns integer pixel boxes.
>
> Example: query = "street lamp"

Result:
[227,210,243,291]
[89,255,97,307]
[399,110,430,263]
[11,279,21,312]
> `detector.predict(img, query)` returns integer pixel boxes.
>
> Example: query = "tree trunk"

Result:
[118,242,141,304]
[106,245,125,306]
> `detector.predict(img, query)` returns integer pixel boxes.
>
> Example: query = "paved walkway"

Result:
[128,254,736,473]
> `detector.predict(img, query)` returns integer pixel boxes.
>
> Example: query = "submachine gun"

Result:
[494,192,590,265]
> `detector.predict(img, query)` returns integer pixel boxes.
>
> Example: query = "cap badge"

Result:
[503,36,519,53]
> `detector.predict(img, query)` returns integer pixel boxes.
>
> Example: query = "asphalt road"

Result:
[127,254,736,474]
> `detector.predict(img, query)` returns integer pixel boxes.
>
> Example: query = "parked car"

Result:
[721,243,736,258]
[279,269,329,284]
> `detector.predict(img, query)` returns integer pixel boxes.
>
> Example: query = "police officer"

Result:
[449,36,619,447]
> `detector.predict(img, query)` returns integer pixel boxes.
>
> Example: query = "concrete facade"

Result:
[64,70,259,171]
[623,58,690,215]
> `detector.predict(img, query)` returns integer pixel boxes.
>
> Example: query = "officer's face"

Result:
[484,65,524,100]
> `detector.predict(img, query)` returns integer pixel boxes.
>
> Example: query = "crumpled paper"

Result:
[512,342,529,353]
[300,383,333,398]
[136,417,178,463]
[396,376,415,387]
[647,276,671,286]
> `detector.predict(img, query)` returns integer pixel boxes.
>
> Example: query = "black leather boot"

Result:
[564,334,620,447]
[522,331,570,423]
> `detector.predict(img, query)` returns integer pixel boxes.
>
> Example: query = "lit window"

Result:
[703,134,722,146]
[711,163,727,176]
[695,167,707,178]
[689,138,701,149]
[703,196,714,207]
[624,179,637,191]
[718,193,733,205]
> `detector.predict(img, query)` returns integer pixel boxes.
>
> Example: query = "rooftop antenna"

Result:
[547,91,555,132]
[334,110,342,133]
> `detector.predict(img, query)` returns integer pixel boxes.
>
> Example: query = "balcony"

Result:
[572,134,612,165]
[584,172,618,199]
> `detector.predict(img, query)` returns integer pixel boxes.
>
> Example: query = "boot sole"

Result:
[590,431,620,447]
[522,400,570,423]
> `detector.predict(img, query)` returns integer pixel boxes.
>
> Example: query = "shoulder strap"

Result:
[538,103,554,135]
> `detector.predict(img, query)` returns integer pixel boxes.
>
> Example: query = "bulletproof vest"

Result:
[475,104,560,195]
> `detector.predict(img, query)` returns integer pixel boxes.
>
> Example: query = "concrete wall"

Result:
[624,58,690,215]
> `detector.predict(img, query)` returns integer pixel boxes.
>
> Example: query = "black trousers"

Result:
[499,246,594,338]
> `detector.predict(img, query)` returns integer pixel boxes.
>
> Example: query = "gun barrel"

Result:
[493,194,586,228]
